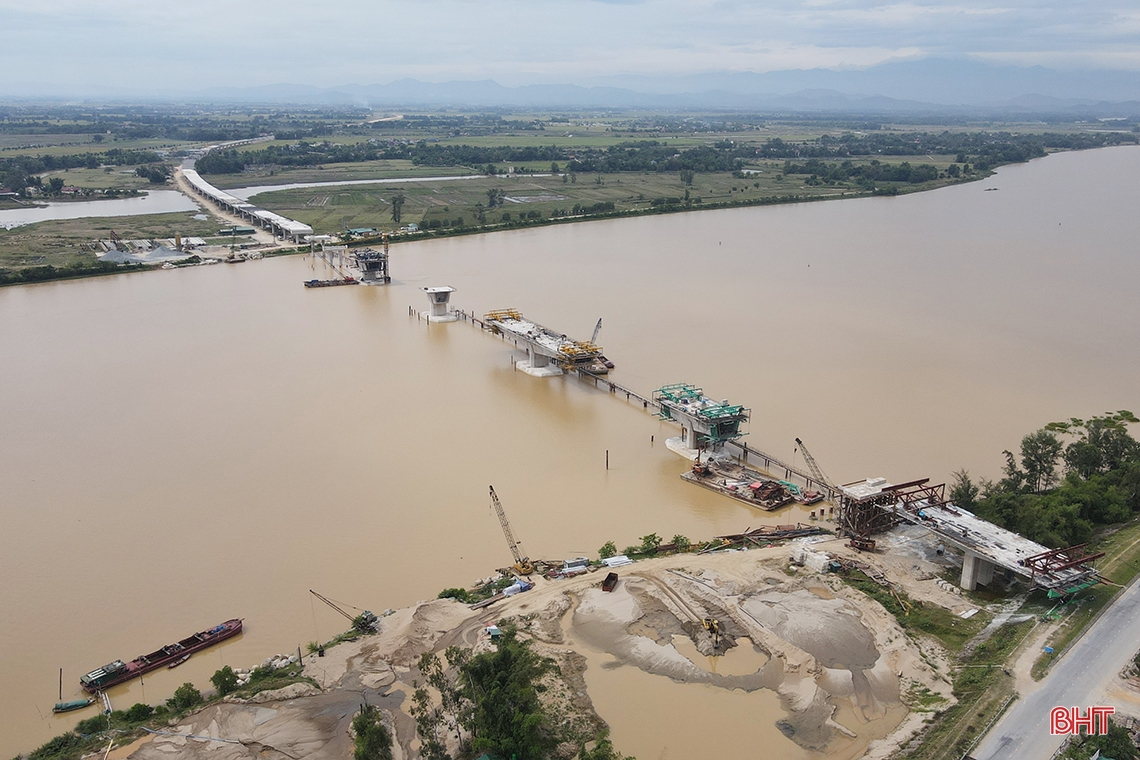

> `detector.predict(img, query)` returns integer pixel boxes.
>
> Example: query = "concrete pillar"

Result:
[960,550,995,590]
[528,347,550,368]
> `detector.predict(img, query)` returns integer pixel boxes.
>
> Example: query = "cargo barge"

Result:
[304,277,357,288]
[80,618,242,692]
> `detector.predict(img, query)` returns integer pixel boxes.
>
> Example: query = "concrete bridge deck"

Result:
[180,161,313,243]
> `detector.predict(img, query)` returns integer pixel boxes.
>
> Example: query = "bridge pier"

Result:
[518,347,563,377]
[961,550,995,590]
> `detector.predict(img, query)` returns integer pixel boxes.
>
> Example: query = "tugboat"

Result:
[80,619,242,693]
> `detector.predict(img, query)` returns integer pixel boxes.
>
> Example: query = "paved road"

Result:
[972,575,1140,759]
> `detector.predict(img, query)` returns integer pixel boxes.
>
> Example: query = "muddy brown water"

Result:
[2,147,1139,756]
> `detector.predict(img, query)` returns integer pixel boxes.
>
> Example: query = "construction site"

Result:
[99,300,1115,760]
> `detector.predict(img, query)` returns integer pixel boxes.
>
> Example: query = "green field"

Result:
[0,211,220,270]
[205,159,479,189]
[245,157,966,234]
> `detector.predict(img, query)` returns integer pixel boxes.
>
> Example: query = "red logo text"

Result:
[1050,706,1115,736]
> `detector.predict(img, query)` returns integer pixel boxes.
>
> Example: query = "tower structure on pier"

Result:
[422,286,457,322]
[653,383,749,459]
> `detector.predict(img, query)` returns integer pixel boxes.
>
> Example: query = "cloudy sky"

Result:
[3,0,1139,94]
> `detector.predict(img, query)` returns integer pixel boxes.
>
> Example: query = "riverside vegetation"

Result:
[2,103,1137,282]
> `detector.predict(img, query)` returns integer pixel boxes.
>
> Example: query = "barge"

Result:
[80,619,242,692]
[304,277,357,288]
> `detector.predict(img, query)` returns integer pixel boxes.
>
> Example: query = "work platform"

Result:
[483,309,610,376]
[654,383,749,455]
[839,477,1102,592]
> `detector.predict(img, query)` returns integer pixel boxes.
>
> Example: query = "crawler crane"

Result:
[489,485,534,576]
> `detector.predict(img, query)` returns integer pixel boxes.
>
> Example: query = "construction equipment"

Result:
[702,617,721,648]
[794,437,836,492]
[591,318,602,343]
[309,589,378,633]
[489,485,533,576]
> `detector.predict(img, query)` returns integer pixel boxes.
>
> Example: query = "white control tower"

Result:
[422,286,458,322]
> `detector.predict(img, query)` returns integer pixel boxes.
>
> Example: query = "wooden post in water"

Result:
[606,450,609,470]
[59,667,62,700]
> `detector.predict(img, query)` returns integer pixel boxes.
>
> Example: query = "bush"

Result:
[671,534,691,552]
[639,533,662,554]
[75,714,108,735]
[166,682,203,711]
[438,587,472,603]
[598,541,617,559]
[124,702,154,722]
[211,665,239,696]
[29,731,84,760]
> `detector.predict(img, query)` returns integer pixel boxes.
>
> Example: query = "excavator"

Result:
[489,485,533,576]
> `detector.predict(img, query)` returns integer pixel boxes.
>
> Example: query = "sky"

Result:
[2,0,1139,95]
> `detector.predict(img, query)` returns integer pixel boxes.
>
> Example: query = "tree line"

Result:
[0,149,164,193]
[950,412,1140,548]
[783,158,941,186]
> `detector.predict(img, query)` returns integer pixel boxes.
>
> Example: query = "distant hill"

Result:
[156,59,1140,114]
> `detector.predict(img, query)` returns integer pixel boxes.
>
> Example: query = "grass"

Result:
[35,165,154,192]
[204,158,478,189]
[1030,516,1140,680]
[0,211,218,271]
[900,620,1036,760]
[838,569,989,652]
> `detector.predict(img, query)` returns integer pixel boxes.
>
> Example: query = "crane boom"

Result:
[310,589,378,632]
[591,318,602,343]
[489,485,533,575]
[794,438,835,491]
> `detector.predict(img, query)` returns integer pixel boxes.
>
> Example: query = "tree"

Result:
[671,534,691,552]
[210,665,239,696]
[946,164,961,177]
[598,541,617,559]
[639,533,662,555]
[461,627,555,759]
[390,194,405,223]
[949,469,979,511]
[680,169,694,186]
[578,731,635,760]
[1021,429,1064,492]
[47,176,65,194]
[352,704,395,760]
[166,682,203,711]
[124,703,154,722]
[551,162,560,173]
[486,188,503,208]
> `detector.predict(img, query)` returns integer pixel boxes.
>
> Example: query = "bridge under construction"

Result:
[483,309,611,376]
[465,306,1104,593]
[838,477,1102,592]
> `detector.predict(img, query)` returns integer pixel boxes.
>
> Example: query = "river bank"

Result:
[3,145,1138,758]
[91,542,955,760]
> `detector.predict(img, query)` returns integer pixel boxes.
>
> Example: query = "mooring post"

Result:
[606,450,609,470]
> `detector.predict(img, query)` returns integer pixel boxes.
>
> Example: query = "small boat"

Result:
[167,653,191,669]
[53,698,94,714]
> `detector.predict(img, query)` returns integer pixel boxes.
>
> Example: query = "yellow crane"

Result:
[489,485,533,576]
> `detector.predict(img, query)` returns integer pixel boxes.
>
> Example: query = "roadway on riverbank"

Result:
[972,574,1140,759]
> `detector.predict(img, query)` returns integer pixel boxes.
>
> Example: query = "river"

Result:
[1,146,1138,757]
[0,191,200,229]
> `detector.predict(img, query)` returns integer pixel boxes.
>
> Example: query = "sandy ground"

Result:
[170,169,286,249]
[112,540,964,760]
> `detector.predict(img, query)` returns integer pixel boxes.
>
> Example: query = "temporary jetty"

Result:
[81,619,242,692]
